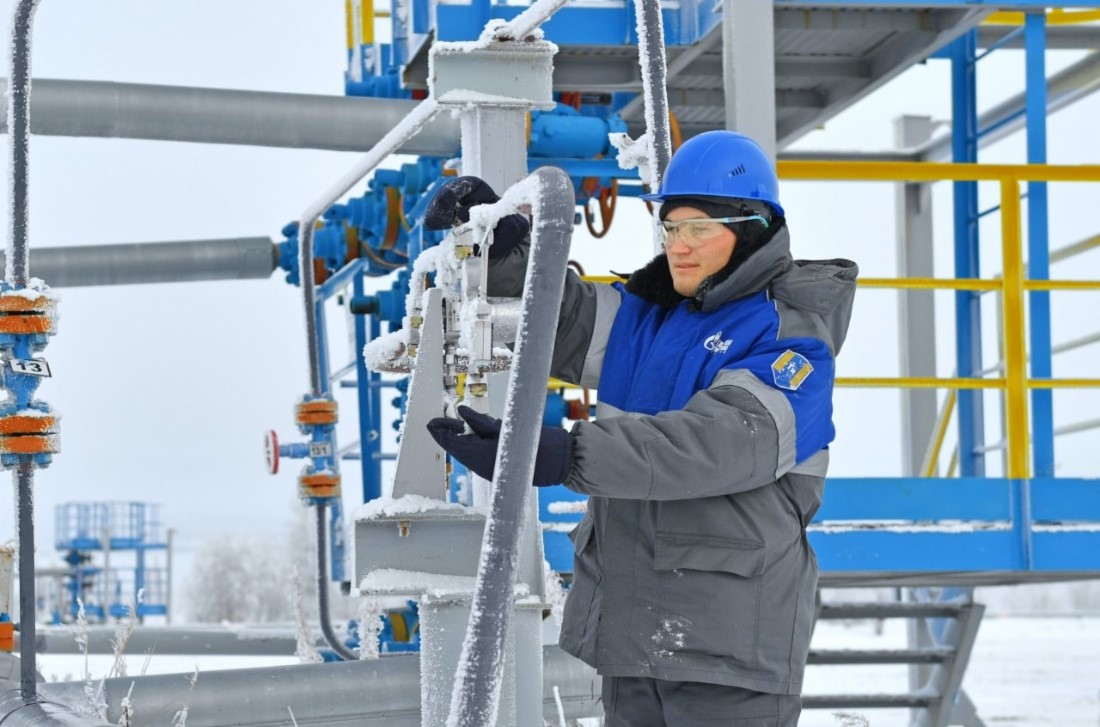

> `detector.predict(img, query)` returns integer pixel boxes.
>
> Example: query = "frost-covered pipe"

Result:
[299,98,439,396]
[633,0,672,188]
[7,0,38,288]
[491,0,568,41]
[0,237,277,288]
[38,646,600,725]
[7,0,41,703]
[0,690,113,727]
[0,79,462,155]
[447,167,574,727]
[315,504,357,661]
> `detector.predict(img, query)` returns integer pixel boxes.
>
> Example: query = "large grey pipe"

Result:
[0,689,112,727]
[22,625,308,656]
[447,167,574,727]
[0,78,461,155]
[2,237,277,287]
[36,646,599,726]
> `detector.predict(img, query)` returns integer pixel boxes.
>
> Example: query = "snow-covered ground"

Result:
[33,615,1100,726]
[802,615,1100,726]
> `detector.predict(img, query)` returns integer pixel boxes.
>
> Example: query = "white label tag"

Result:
[309,442,333,458]
[10,358,51,377]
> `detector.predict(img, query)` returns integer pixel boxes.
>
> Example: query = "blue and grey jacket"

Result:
[490,226,857,694]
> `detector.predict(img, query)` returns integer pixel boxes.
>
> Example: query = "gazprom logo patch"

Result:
[771,350,813,391]
[703,332,732,354]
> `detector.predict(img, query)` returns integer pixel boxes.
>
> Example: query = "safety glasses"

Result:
[659,215,768,250]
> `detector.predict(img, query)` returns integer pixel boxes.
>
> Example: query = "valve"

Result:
[0,284,60,469]
[267,397,342,504]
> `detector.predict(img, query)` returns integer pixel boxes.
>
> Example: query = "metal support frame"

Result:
[895,115,939,476]
[722,0,777,159]
[949,30,986,477]
[1024,12,1055,477]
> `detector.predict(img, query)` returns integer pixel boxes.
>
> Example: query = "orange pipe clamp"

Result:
[0,414,58,435]
[0,434,59,455]
[0,621,13,652]
[295,399,339,426]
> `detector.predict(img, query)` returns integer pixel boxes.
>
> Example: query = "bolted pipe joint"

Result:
[0,284,60,469]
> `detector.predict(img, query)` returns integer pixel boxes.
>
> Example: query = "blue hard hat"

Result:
[640,130,784,217]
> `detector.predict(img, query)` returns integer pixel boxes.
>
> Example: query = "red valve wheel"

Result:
[264,430,279,475]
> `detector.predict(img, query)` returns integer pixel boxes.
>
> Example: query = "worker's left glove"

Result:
[423,176,530,259]
[426,406,573,486]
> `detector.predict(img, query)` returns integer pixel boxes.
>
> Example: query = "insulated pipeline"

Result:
[0,237,278,287]
[447,167,575,727]
[0,79,462,156]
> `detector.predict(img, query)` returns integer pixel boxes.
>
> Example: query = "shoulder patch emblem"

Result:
[771,350,813,391]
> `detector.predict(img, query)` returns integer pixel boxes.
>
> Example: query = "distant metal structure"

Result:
[45,502,171,624]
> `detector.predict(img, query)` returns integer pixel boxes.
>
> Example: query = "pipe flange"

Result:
[0,294,57,336]
[295,399,338,427]
[299,472,341,501]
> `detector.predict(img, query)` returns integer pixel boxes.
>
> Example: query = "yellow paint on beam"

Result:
[1000,179,1030,479]
[777,160,1100,184]
[836,377,1005,390]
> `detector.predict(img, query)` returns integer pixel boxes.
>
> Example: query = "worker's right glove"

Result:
[423,176,530,259]
[426,406,573,486]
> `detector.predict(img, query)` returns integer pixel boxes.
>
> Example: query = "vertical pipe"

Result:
[314,505,357,661]
[950,31,986,477]
[17,465,36,698]
[7,0,40,288]
[8,0,43,700]
[633,0,673,186]
[1024,12,1054,478]
[447,168,573,727]
[299,224,324,398]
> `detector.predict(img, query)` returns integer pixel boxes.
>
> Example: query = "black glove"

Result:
[423,176,529,259]
[426,406,572,486]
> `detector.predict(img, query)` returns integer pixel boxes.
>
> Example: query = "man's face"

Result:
[663,206,737,297]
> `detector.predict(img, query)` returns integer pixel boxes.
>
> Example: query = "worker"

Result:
[424,130,858,726]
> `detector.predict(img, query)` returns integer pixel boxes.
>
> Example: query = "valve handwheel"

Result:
[264,429,280,474]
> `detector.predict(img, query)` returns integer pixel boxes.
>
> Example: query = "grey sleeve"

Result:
[565,373,805,501]
[487,243,620,387]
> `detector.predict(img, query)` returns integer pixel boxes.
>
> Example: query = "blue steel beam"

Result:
[1025,12,1056,478]
[950,31,987,477]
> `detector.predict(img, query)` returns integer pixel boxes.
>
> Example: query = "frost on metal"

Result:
[356,598,385,660]
[353,493,476,520]
[631,0,672,189]
[292,568,322,664]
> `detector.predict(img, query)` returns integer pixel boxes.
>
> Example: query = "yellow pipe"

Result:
[836,377,1005,389]
[922,390,956,479]
[858,277,1001,291]
[1000,178,1030,479]
[777,160,1100,184]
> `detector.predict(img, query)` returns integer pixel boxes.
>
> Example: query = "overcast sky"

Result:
[1,1,1099,614]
